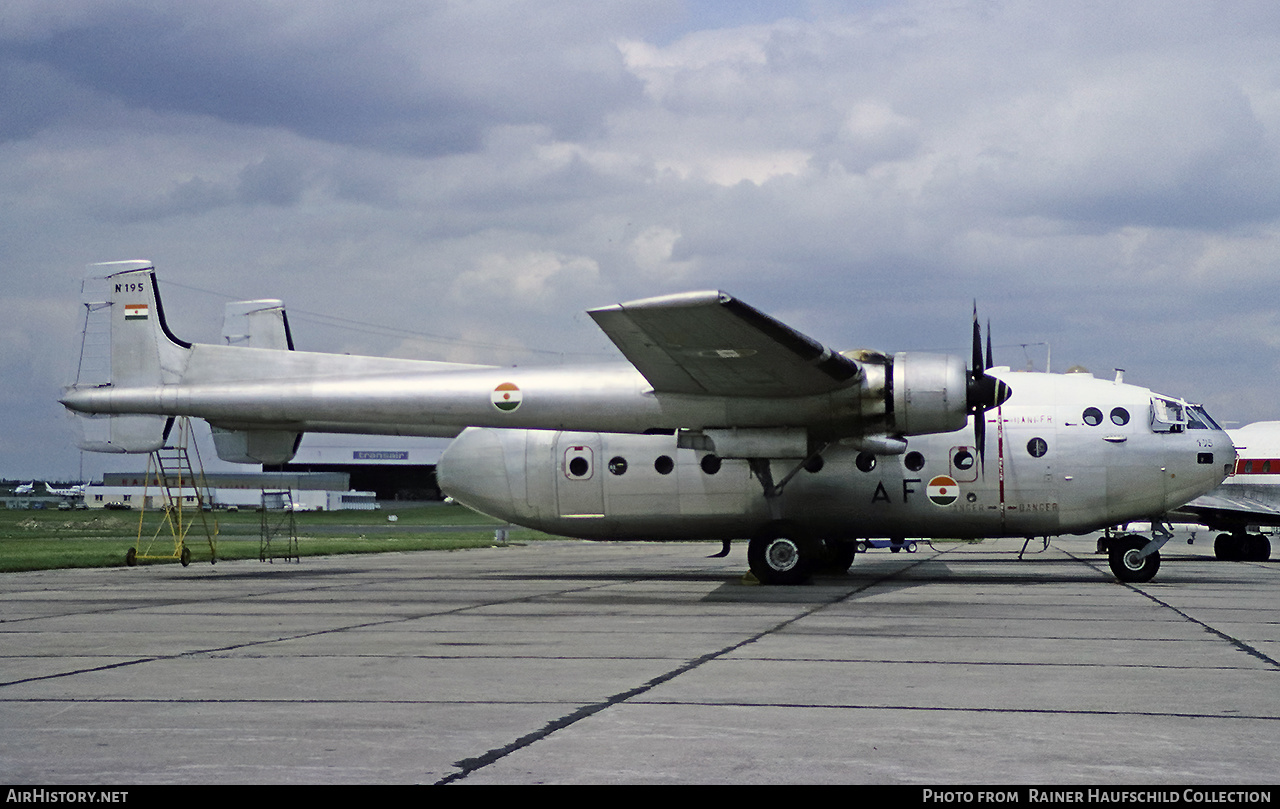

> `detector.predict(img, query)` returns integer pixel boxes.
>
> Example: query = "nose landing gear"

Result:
[1100,523,1172,583]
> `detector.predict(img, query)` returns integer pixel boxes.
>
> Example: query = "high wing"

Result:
[588,291,862,397]
[61,261,993,463]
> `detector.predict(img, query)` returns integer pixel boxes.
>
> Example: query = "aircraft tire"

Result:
[855,540,869,553]
[1109,536,1160,583]
[1214,533,1237,561]
[125,547,137,567]
[748,524,816,585]
[820,539,857,574]
[1246,534,1271,562]
[180,546,191,567]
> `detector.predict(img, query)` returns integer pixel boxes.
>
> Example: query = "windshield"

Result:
[1186,404,1223,431]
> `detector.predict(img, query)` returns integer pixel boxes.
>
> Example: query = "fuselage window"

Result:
[568,456,590,477]
[1110,407,1130,426]
[608,457,628,475]
[1027,437,1048,458]
[700,454,722,475]
[904,451,925,472]
[1083,407,1103,426]
[953,449,975,470]
[855,452,877,473]
[655,455,674,475]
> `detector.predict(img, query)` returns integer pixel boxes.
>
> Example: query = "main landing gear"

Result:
[1214,533,1272,562]
[748,523,818,585]
[746,523,858,585]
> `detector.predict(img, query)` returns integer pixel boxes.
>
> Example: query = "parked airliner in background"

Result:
[14,482,35,495]
[1175,421,1280,561]
[60,261,1235,584]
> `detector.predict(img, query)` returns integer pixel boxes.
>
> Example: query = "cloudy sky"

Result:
[4,0,1280,481]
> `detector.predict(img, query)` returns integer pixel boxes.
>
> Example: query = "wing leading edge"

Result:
[587,291,861,397]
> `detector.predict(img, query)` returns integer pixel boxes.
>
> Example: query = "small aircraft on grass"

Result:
[60,260,1234,584]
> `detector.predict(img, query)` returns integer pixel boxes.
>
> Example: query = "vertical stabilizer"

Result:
[69,261,189,452]
[222,299,293,350]
[212,297,302,464]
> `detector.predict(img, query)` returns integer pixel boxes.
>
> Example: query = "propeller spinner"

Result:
[967,305,1012,471]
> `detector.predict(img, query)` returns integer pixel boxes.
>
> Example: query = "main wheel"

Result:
[1109,535,1160,583]
[1214,533,1238,561]
[748,524,817,585]
[1245,534,1272,562]
[180,546,191,567]
[820,539,857,574]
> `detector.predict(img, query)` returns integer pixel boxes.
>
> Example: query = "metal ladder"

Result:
[127,419,218,566]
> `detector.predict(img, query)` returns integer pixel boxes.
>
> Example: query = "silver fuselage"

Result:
[438,370,1233,541]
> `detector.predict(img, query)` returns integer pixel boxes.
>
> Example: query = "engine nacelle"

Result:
[890,352,970,437]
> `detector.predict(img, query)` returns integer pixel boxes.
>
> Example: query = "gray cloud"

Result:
[1,1,651,155]
[6,1,1280,479]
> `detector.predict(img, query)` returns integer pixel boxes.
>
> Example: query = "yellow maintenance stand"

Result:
[126,419,218,566]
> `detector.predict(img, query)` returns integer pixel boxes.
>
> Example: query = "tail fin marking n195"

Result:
[68,260,188,453]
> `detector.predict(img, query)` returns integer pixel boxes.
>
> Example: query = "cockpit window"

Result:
[1186,404,1223,431]
[1150,397,1186,433]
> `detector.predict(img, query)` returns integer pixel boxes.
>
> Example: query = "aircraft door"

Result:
[949,445,979,483]
[555,433,605,518]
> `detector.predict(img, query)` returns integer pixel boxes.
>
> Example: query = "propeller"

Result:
[967,304,1012,472]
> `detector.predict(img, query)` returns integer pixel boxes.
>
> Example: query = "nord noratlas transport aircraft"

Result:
[59,261,1235,584]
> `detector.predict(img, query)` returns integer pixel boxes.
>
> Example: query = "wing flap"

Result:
[588,291,860,397]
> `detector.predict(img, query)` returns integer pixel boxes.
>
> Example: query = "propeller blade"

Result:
[976,406,986,473]
[986,319,994,370]
[972,302,983,375]
[967,307,1010,475]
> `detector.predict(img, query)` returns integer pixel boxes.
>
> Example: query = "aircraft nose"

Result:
[437,428,514,519]
[1222,432,1239,482]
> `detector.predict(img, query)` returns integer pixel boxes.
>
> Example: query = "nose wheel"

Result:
[1107,535,1162,583]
